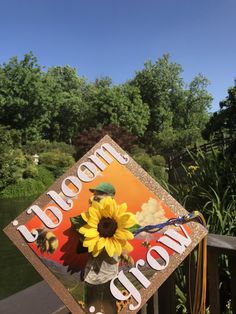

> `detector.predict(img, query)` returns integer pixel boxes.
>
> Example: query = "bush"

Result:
[39,151,75,177]
[23,140,76,156]
[0,166,55,199]
[0,178,46,198]
[132,150,168,184]
[35,166,55,187]
[22,165,38,179]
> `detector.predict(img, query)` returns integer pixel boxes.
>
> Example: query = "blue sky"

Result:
[0,0,235,112]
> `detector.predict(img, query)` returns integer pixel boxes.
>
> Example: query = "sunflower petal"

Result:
[118,213,137,228]
[92,243,103,257]
[123,241,134,252]
[115,229,134,240]
[79,224,91,235]
[105,238,115,257]
[84,227,99,238]
[81,212,89,222]
[112,238,122,256]
[97,237,107,250]
[100,198,115,218]
[117,203,127,216]
[83,236,99,250]
[91,200,102,211]
[89,206,101,220]
[87,217,99,228]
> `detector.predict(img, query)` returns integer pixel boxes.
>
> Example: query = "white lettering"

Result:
[47,191,73,211]
[77,162,99,182]
[61,176,82,197]
[17,225,38,242]
[27,205,62,228]
[147,246,169,270]
[129,259,151,288]
[158,225,191,254]
[110,270,142,311]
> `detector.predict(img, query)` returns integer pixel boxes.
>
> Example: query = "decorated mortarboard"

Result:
[4,136,208,314]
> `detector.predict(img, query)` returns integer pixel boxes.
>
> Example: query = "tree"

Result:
[0,53,51,142]
[87,80,150,137]
[131,54,212,154]
[0,55,91,144]
[203,81,236,156]
[43,66,91,143]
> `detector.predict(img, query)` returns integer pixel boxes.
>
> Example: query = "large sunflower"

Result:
[79,197,136,257]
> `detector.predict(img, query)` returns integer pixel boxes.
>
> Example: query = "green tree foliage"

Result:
[131,146,168,183]
[0,52,214,195]
[0,53,51,142]
[88,78,150,136]
[203,81,236,156]
[0,52,211,155]
[131,54,212,154]
[0,166,55,198]
[44,66,90,142]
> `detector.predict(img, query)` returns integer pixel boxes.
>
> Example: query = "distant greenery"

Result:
[0,166,55,198]
[131,146,168,184]
[39,151,75,177]
[0,52,211,151]
[0,178,45,198]
[0,52,213,198]
[0,125,74,198]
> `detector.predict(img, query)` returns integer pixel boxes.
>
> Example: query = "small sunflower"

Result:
[79,197,136,257]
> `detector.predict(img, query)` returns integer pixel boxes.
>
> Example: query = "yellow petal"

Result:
[83,236,99,250]
[92,243,103,257]
[89,206,101,220]
[81,212,89,222]
[100,198,115,218]
[115,229,134,240]
[91,200,102,211]
[97,237,107,250]
[123,241,134,253]
[87,217,99,228]
[117,203,127,216]
[79,224,91,235]
[112,238,122,256]
[118,213,136,228]
[84,227,99,238]
[105,238,115,257]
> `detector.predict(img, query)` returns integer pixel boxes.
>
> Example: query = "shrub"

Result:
[35,166,55,187]
[22,165,38,179]
[23,140,76,156]
[132,150,168,184]
[39,151,75,177]
[0,178,46,198]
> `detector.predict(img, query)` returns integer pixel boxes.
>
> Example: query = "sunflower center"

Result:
[98,217,118,237]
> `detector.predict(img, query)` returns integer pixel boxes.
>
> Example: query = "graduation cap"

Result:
[4,136,207,314]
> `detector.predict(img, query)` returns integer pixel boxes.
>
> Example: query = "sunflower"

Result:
[79,197,136,257]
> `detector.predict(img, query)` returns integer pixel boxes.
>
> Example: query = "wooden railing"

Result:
[1,233,236,314]
[166,136,234,171]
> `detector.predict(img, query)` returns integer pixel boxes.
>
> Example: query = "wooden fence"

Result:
[167,136,234,172]
[0,233,236,314]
